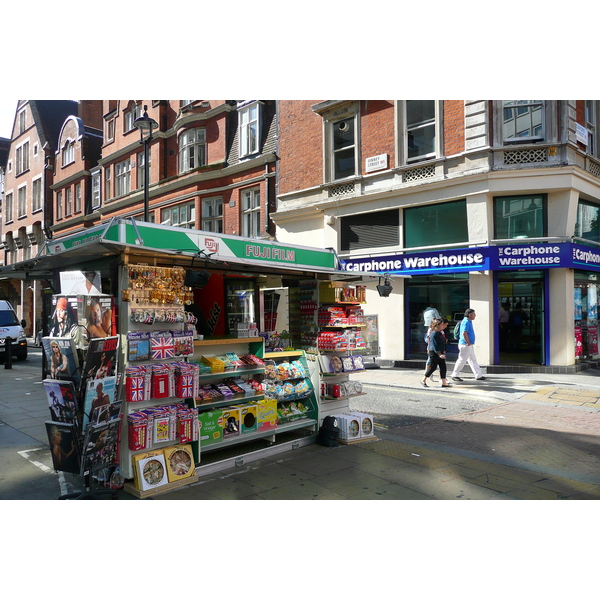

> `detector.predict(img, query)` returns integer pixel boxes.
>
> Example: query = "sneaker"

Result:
[476,376,487,381]
[451,376,463,381]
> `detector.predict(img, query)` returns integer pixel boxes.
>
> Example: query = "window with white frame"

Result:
[586,100,598,158]
[241,188,260,238]
[503,101,544,143]
[19,110,26,134]
[15,141,29,174]
[92,169,101,208]
[105,167,111,200]
[331,116,357,179]
[57,191,63,220]
[18,185,27,218]
[137,149,151,188]
[115,159,131,196]
[239,101,261,157]
[405,100,438,163]
[5,192,13,223]
[202,197,223,233]
[105,119,115,143]
[124,104,142,132]
[75,183,82,213]
[179,128,206,173]
[65,187,72,216]
[32,178,42,212]
[162,202,196,229]
[62,141,75,166]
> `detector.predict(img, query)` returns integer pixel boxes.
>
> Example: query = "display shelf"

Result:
[123,473,199,499]
[196,394,266,411]
[201,418,318,453]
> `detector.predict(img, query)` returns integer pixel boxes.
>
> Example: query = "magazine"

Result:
[80,336,119,387]
[42,336,80,383]
[42,379,80,427]
[81,418,121,474]
[45,421,81,474]
[82,375,118,429]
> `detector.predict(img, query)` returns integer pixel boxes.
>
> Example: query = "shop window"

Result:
[574,274,599,361]
[341,209,399,251]
[502,101,544,143]
[404,200,467,249]
[494,195,545,239]
[575,200,600,243]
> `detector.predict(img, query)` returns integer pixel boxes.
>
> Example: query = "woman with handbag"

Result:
[420,318,452,388]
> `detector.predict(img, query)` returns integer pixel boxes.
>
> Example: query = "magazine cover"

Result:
[48,295,82,346]
[42,337,80,383]
[80,295,114,343]
[59,270,102,296]
[45,421,81,474]
[80,336,119,384]
[81,418,121,473]
[82,375,118,429]
[42,379,80,426]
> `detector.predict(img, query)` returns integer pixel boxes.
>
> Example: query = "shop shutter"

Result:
[340,209,399,251]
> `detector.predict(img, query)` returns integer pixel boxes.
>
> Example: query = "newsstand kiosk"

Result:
[4,218,386,497]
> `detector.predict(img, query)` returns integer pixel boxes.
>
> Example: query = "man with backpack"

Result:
[450,308,486,382]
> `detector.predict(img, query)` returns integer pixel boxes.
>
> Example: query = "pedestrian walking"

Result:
[451,308,486,381]
[421,318,452,388]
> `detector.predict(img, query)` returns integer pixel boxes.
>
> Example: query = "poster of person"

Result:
[45,421,81,474]
[43,379,79,426]
[48,296,81,342]
[80,336,119,386]
[81,419,121,473]
[82,295,114,341]
[42,337,80,383]
[364,314,379,356]
[82,375,118,429]
[59,270,102,295]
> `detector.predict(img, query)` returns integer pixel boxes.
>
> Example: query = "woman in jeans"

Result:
[420,318,452,388]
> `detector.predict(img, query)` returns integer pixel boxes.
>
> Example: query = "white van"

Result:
[0,301,28,360]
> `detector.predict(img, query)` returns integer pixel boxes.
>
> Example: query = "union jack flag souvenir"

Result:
[150,333,175,360]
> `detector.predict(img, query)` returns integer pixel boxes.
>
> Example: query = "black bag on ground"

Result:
[317,415,340,447]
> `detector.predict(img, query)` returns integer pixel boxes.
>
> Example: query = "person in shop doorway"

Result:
[509,302,524,352]
[498,302,510,352]
[451,308,486,382]
[423,302,441,333]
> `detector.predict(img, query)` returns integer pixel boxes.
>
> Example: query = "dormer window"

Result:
[62,140,75,166]
[239,101,261,157]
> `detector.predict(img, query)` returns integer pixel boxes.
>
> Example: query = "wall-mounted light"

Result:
[377,276,393,298]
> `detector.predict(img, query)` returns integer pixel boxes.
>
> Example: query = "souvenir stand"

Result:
[5,218,390,498]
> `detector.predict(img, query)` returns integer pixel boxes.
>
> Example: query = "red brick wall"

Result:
[444,101,464,156]
[278,100,323,195]
[360,100,395,173]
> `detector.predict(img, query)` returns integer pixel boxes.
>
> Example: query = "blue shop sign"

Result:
[342,242,600,276]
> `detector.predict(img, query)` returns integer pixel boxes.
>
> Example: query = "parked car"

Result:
[0,301,28,360]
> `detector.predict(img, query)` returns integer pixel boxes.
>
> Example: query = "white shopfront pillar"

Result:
[468,270,494,367]
[549,268,575,366]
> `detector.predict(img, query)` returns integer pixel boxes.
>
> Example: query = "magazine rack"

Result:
[58,467,118,500]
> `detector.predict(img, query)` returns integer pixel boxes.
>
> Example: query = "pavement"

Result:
[1,340,600,501]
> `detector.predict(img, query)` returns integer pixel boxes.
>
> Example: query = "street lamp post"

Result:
[133,104,159,222]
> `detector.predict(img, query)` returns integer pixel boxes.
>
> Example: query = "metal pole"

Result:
[143,138,149,222]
